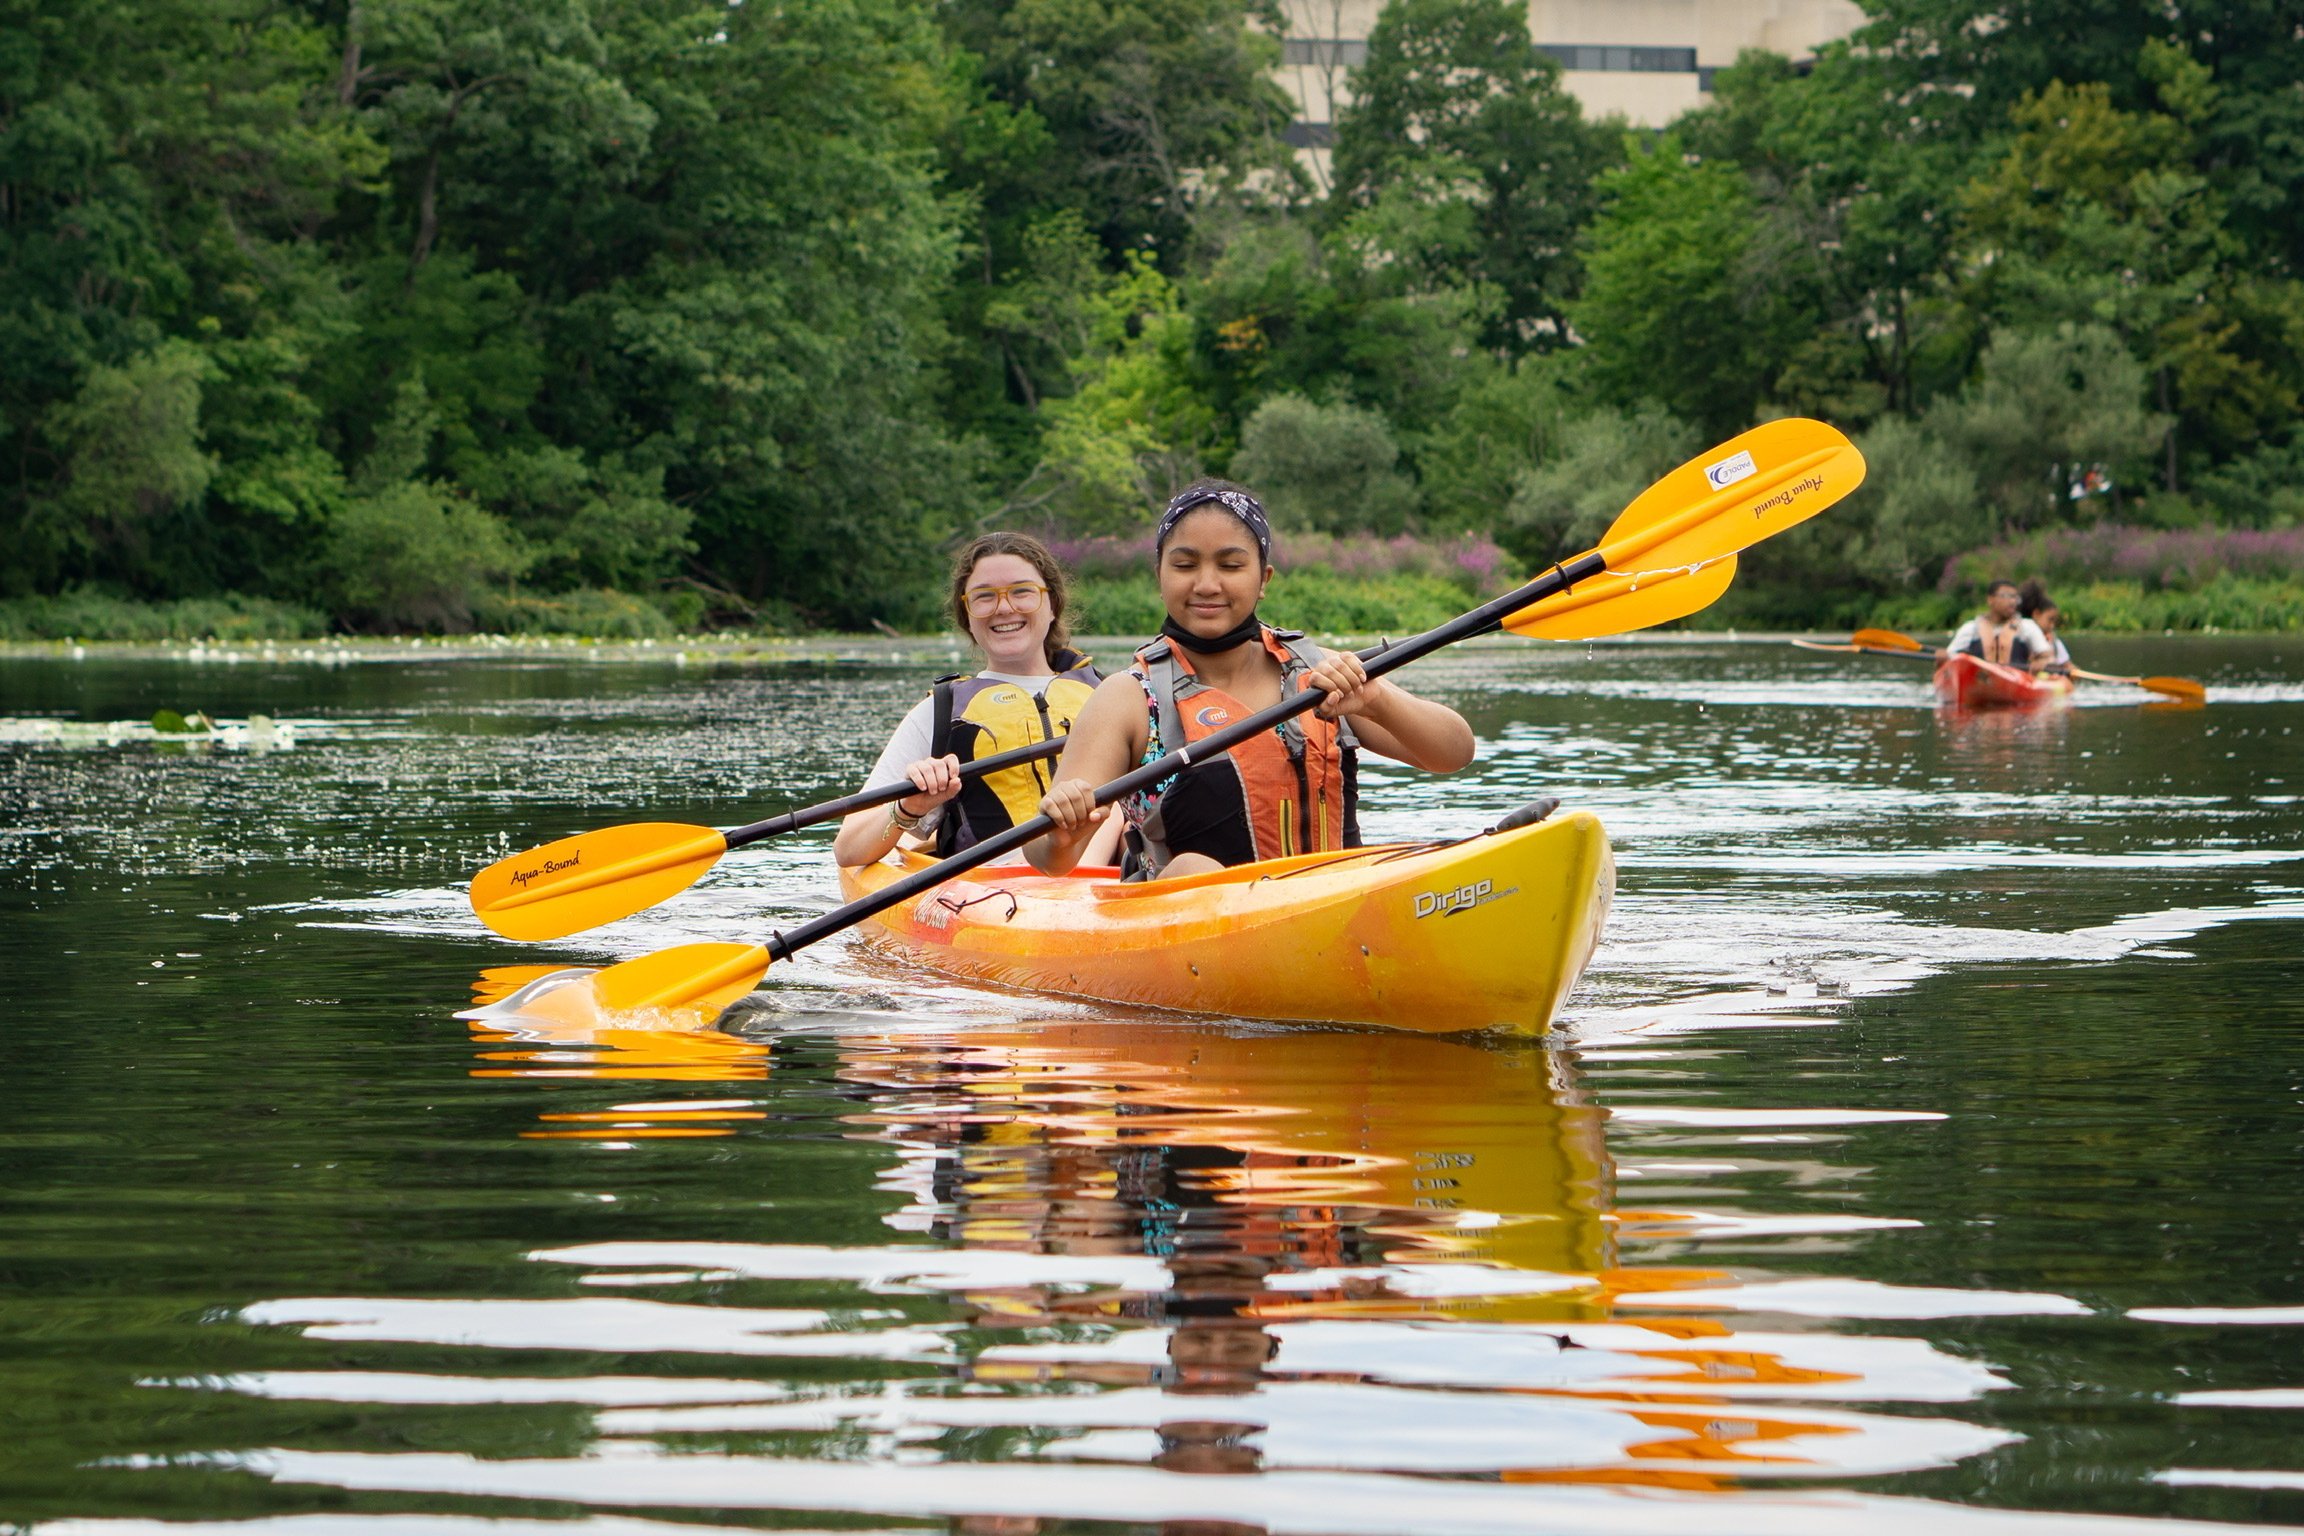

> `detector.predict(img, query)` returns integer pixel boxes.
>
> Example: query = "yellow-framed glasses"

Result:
[964,582,1047,616]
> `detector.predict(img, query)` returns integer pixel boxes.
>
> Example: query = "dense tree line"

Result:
[4,0,2300,632]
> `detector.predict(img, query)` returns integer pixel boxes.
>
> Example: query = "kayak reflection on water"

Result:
[819,1018,2010,1490]
[448,983,2018,1494]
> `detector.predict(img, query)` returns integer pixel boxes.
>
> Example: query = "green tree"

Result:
[0,0,377,597]
[1412,356,1579,530]
[938,0,1296,263]
[1571,143,1812,438]
[1331,0,1618,350]
[516,0,976,625]
[1748,414,1986,597]
[1232,394,1418,536]
[1954,58,2304,489]
[1928,323,2167,532]
[1497,404,1696,565]
[324,480,525,631]
[19,342,215,594]
[1850,0,2304,274]
[1678,46,1976,422]
[1017,256,1215,532]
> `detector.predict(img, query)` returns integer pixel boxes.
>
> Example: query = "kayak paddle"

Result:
[549,416,1867,1023]
[469,734,1068,942]
[2068,664,2208,703]
[1789,631,1943,660]
[1846,628,2206,702]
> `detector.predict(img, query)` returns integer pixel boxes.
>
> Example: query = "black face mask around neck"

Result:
[1160,613,1263,655]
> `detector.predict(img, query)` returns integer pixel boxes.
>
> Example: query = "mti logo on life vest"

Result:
[1193,704,1231,728]
[1413,879,1517,919]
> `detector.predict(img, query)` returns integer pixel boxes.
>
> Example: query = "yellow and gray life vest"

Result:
[931,647,1102,854]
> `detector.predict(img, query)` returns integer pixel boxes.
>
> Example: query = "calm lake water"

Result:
[3,632,2302,1535]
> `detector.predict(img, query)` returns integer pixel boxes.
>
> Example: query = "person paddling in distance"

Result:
[1026,481,1476,880]
[834,532,1121,869]
[2019,579,2073,676]
[1948,578,2052,672]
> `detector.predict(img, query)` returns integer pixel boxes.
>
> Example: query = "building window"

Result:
[1282,121,1337,148]
[1282,38,1369,67]
[1537,44,1698,74]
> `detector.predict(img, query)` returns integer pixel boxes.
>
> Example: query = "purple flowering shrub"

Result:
[1943,525,2304,593]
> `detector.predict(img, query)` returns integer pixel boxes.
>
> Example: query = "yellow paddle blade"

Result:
[1852,627,1927,652]
[1504,553,1737,639]
[1596,418,1866,573]
[469,822,730,942]
[2140,675,2208,703]
[591,941,771,1018]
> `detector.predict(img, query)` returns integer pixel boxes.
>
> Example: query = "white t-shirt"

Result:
[865,670,1065,835]
[1948,616,2048,664]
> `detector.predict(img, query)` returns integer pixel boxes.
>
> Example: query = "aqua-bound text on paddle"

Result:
[508,851,580,889]
[1750,475,1824,519]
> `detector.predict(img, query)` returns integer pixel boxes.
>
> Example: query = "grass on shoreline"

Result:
[9,574,2304,645]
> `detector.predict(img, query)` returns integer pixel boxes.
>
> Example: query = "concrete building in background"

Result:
[1278,0,1866,182]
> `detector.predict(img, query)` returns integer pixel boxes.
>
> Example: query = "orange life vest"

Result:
[1963,617,2035,668]
[1127,627,1359,874]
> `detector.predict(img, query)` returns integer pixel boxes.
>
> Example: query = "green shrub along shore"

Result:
[8,566,2303,645]
[1687,577,2304,636]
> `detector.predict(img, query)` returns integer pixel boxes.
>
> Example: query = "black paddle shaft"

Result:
[725,735,1068,850]
[765,552,1607,962]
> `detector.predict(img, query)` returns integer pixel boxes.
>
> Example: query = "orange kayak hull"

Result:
[1934,651,2074,708]
[837,811,1615,1035]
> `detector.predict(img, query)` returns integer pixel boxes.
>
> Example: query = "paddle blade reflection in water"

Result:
[461,965,771,1120]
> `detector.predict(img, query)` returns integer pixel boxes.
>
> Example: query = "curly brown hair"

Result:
[946,531,1075,667]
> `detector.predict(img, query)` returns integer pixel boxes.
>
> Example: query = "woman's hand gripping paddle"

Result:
[1828,628,2207,703]
[553,418,1869,1022]
[468,734,1069,942]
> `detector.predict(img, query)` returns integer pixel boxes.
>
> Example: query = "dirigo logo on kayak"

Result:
[1413,879,1518,920]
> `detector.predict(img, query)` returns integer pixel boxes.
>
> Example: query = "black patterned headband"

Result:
[1156,486,1272,563]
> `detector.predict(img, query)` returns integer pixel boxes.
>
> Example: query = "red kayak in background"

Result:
[1933,651,2074,708]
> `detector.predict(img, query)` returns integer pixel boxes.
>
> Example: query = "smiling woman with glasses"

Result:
[833,533,1123,870]
[963,581,1047,615]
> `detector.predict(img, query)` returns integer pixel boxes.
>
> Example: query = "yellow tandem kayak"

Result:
[837,810,1615,1035]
